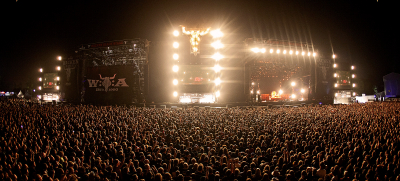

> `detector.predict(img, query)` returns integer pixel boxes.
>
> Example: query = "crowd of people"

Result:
[1,99,400,181]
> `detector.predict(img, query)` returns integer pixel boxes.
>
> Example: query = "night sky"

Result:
[1,0,397,94]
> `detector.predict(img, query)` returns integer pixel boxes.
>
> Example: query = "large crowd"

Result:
[1,99,400,181]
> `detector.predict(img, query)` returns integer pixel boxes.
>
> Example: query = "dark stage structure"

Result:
[62,39,149,104]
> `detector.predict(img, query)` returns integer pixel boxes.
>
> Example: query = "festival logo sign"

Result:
[87,74,129,92]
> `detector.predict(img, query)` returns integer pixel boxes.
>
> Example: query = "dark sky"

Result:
[1,0,397,93]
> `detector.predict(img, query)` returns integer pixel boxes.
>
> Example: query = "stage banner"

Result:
[85,66,134,104]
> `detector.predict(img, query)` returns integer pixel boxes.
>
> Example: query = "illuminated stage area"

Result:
[171,27,224,103]
[244,39,317,102]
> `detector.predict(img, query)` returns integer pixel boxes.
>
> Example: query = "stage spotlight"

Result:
[270,49,273,53]
[38,86,42,90]
[250,90,254,94]
[56,66,61,71]
[335,83,338,87]
[39,68,43,73]
[353,83,356,87]
[334,73,337,77]
[289,50,293,54]
[210,29,223,38]
[332,54,336,59]
[56,77,60,81]
[173,53,179,60]
[351,65,355,70]
[173,79,178,85]
[251,82,255,86]
[301,89,305,93]
[56,86,60,90]
[57,56,62,61]
[352,74,356,78]
[257,90,260,94]
[333,63,337,68]
[251,48,260,53]
[279,89,283,94]
[283,50,287,54]
[296,51,299,55]
[216,90,220,97]
[292,94,296,98]
[291,82,296,87]
[313,52,317,57]
[172,65,179,72]
[213,64,221,72]
[211,40,224,49]
[173,30,179,36]
[301,52,305,56]
[39,77,42,82]
[353,92,356,96]
[173,42,179,48]
[308,52,311,56]
[276,49,280,54]
[260,48,266,53]
[212,52,224,61]
[173,91,178,97]
[214,78,221,85]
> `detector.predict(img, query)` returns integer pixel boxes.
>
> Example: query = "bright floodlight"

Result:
[292,94,296,98]
[173,42,179,48]
[251,82,255,85]
[353,92,356,96]
[251,48,260,53]
[216,90,221,97]
[351,65,355,70]
[307,52,311,56]
[301,89,305,93]
[276,49,280,54]
[291,82,296,86]
[352,74,356,78]
[173,53,179,60]
[296,51,299,55]
[39,77,42,82]
[173,79,178,85]
[39,68,43,72]
[213,64,221,72]
[301,52,305,56]
[214,77,221,85]
[173,30,179,36]
[210,29,223,38]
[334,83,338,87]
[270,49,274,53]
[352,83,356,87]
[172,65,179,72]
[332,54,336,59]
[289,50,293,54]
[56,66,61,71]
[334,73,337,77]
[212,52,224,61]
[313,52,317,57]
[333,63,337,68]
[260,48,266,53]
[57,56,62,61]
[257,90,260,94]
[56,77,60,81]
[283,50,287,54]
[173,91,178,97]
[250,90,254,94]
[56,86,60,90]
[211,40,224,49]
[39,86,42,90]
[279,89,283,94]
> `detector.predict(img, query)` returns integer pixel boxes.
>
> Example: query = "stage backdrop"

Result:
[85,66,135,104]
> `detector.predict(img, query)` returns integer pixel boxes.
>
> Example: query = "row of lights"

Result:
[251,48,317,57]
[333,64,357,88]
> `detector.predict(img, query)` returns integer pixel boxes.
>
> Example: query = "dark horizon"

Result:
[1,0,397,95]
